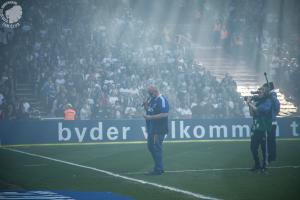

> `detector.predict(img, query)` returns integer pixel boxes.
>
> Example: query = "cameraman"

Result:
[246,84,272,172]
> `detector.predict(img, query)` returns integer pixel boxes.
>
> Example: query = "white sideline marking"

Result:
[124,165,300,175]
[24,164,48,167]
[4,148,221,200]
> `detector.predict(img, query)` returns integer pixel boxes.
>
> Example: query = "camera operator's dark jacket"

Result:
[270,91,280,122]
[252,97,272,132]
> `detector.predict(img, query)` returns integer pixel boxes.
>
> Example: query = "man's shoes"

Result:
[249,166,261,172]
[260,167,268,174]
[145,170,164,176]
[249,166,268,174]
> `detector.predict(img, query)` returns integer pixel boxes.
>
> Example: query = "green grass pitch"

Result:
[0,139,300,200]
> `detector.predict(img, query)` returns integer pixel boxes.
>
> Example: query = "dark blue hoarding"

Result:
[0,190,134,200]
[0,118,299,145]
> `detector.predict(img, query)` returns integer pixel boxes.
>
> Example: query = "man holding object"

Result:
[143,86,169,175]
[247,85,272,172]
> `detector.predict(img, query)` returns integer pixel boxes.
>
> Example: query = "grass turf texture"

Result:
[0,139,300,200]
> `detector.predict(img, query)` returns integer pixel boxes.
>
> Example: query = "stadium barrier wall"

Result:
[0,117,299,145]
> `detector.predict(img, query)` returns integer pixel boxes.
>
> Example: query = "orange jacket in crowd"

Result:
[64,108,76,120]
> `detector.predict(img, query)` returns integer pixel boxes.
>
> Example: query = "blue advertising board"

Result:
[0,190,134,200]
[0,118,299,145]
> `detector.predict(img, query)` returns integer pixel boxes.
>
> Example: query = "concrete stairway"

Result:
[15,83,45,119]
[195,47,298,116]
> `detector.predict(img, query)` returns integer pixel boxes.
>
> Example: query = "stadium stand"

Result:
[0,0,299,120]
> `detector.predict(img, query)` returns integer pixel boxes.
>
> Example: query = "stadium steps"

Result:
[15,83,46,119]
[195,47,298,116]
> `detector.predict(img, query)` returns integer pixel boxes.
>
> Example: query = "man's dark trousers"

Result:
[251,130,267,169]
[267,124,277,162]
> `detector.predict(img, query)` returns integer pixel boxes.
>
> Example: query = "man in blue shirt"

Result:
[247,84,272,172]
[143,86,169,175]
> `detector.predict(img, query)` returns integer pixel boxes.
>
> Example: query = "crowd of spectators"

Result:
[0,63,32,120]
[0,64,14,119]
[0,0,255,120]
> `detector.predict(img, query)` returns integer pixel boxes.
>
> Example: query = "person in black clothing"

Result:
[247,85,272,172]
[266,82,280,163]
